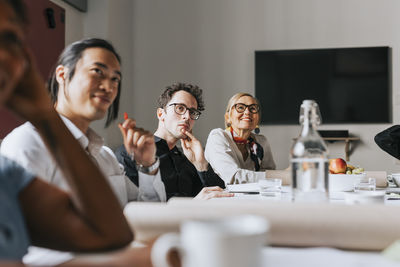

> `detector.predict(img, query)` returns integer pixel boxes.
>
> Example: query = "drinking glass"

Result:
[259,178,282,197]
[354,177,376,192]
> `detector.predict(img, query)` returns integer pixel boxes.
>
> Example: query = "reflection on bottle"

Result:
[290,100,329,202]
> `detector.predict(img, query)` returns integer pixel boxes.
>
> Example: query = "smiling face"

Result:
[157,90,198,141]
[226,95,260,133]
[55,47,121,130]
[0,0,27,106]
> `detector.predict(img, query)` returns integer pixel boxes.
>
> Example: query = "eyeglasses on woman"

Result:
[233,103,260,114]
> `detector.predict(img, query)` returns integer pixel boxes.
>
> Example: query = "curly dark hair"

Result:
[157,83,205,111]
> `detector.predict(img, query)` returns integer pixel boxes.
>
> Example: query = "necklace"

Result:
[227,126,264,171]
[229,127,248,144]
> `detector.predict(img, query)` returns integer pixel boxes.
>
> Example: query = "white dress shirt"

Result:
[0,116,166,266]
[205,128,276,184]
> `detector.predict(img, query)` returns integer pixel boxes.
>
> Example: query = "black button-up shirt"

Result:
[115,136,225,200]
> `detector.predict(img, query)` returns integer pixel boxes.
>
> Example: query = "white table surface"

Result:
[263,246,399,267]
[224,183,400,266]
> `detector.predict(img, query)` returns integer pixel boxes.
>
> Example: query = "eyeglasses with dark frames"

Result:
[232,103,260,114]
[168,103,201,120]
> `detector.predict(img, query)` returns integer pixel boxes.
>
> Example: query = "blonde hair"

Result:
[224,92,261,128]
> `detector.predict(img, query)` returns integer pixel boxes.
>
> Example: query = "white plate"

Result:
[329,173,366,192]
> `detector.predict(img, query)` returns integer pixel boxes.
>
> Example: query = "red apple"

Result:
[329,158,347,174]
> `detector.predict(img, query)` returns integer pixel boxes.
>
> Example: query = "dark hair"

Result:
[48,38,122,127]
[5,0,28,25]
[157,83,205,111]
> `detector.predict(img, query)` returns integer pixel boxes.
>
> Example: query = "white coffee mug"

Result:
[151,215,269,267]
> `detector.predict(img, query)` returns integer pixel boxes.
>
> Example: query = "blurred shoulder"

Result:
[207,128,231,142]
[208,128,229,138]
[101,145,118,160]
[4,121,38,138]
[1,122,42,150]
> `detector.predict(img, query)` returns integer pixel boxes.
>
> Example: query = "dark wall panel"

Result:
[0,0,65,139]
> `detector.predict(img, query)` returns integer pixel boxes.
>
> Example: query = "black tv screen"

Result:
[255,47,391,124]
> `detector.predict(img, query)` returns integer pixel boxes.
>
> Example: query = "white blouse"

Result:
[205,128,276,184]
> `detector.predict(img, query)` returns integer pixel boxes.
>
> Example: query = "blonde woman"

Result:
[205,93,276,184]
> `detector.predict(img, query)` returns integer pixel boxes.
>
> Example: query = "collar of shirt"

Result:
[59,115,104,156]
[154,135,181,156]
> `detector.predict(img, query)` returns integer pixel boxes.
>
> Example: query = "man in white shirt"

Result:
[1,38,165,266]
[2,115,165,204]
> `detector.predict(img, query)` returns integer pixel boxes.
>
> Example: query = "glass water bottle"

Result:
[290,100,329,202]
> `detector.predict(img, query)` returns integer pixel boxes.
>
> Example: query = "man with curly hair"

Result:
[116,83,228,200]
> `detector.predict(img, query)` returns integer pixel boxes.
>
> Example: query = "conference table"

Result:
[74,184,400,267]
[222,183,400,267]
[124,179,400,267]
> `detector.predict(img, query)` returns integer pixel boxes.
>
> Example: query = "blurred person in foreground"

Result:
[116,83,231,200]
[1,37,166,264]
[205,93,276,184]
[0,0,155,266]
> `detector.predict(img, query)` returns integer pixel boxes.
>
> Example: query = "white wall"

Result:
[50,0,133,149]
[129,0,400,173]
[82,0,134,149]
[53,0,400,172]
[50,0,84,44]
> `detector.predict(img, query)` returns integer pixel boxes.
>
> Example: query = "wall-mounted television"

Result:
[255,47,391,124]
